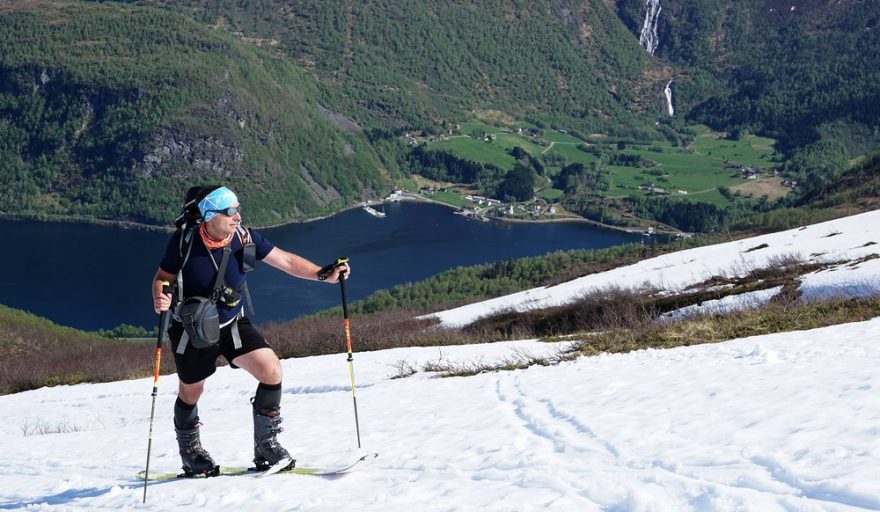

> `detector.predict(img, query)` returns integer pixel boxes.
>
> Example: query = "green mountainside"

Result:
[616,0,880,134]
[147,0,659,134]
[689,1,877,150]
[0,1,388,225]
[0,0,878,227]
[156,1,880,151]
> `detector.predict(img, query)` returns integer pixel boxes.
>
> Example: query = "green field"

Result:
[492,133,545,155]
[539,188,565,201]
[691,126,780,168]
[547,143,601,165]
[432,137,517,168]
[459,122,504,136]
[541,130,585,143]
[430,190,472,207]
[397,178,420,192]
[423,121,782,208]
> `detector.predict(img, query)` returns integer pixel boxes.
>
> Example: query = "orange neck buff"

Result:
[199,222,233,250]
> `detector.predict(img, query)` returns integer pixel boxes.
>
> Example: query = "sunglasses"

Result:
[208,206,241,217]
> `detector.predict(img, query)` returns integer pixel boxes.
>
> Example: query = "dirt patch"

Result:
[473,110,516,127]
[730,178,791,200]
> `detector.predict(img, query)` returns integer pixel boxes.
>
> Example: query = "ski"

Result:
[255,456,295,478]
[138,452,378,481]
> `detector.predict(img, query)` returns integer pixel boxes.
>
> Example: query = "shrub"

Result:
[574,297,880,356]
[261,308,509,360]
[0,305,170,395]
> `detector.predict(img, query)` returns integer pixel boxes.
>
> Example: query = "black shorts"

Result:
[169,317,271,384]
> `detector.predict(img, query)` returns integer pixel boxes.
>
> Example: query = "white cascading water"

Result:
[664,79,674,116]
[639,0,662,55]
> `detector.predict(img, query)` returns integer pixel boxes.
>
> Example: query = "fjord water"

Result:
[4,201,640,331]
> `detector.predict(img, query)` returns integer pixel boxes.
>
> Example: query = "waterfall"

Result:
[639,0,662,55]
[664,80,674,116]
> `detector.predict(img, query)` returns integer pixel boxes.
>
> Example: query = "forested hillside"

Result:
[0,1,389,225]
[618,0,880,169]
[145,0,660,136]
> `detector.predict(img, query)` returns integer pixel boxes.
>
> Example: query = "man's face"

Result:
[208,204,241,236]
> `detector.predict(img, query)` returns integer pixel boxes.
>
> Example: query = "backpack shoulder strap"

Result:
[175,224,200,306]
[236,225,257,316]
[241,281,255,316]
[236,225,251,244]
[212,246,232,301]
[179,224,199,266]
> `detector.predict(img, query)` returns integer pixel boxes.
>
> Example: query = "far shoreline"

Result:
[395,193,681,236]
[0,193,680,237]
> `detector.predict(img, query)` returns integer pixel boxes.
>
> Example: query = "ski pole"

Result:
[143,281,171,503]
[318,257,361,448]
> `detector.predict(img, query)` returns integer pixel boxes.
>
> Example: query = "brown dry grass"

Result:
[575,297,880,357]
[730,178,791,201]
[261,308,508,360]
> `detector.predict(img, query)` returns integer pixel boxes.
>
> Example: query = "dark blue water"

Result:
[3,201,640,331]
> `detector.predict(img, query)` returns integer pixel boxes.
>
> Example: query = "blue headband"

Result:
[198,187,239,222]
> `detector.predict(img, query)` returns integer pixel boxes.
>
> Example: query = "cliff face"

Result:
[136,133,242,180]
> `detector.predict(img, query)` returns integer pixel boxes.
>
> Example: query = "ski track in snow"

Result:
[494,371,807,511]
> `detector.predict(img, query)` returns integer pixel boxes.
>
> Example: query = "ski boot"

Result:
[252,403,294,473]
[175,422,219,477]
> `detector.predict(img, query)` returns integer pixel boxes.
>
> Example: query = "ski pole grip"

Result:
[158,281,171,316]
[157,281,172,344]
[317,257,349,281]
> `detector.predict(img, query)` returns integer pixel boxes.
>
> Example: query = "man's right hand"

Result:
[152,271,176,313]
[153,291,172,314]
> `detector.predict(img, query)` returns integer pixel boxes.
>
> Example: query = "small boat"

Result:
[363,205,386,218]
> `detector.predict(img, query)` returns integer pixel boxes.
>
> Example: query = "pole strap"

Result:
[176,331,189,355]
[230,319,243,350]
[317,256,349,281]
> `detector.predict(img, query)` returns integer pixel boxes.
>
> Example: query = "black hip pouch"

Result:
[176,296,220,348]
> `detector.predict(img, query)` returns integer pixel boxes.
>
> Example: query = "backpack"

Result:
[173,185,256,319]
[174,185,219,230]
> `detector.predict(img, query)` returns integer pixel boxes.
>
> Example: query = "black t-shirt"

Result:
[160,228,275,323]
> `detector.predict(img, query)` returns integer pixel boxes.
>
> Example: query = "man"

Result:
[152,186,349,476]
